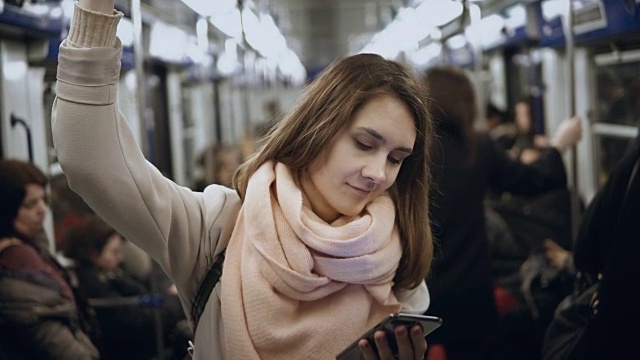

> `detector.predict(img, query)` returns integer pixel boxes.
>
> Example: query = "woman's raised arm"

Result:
[52,1,240,297]
[79,0,115,15]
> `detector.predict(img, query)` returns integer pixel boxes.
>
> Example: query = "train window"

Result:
[592,50,640,185]
[593,134,637,186]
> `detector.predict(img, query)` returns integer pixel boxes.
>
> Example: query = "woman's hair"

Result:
[0,159,47,238]
[423,65,477,150]
[234,53,434,290]
[62,215,119,266]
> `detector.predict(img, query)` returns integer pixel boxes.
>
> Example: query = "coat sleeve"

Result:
[29,320,100,360]
[0,277,100,360]
[51,4,240,301]
[396,280,430,314]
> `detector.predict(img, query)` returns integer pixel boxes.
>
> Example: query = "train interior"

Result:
[0,0,639,358]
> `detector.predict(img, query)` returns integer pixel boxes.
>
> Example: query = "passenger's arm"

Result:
[487,135,566,194]
[51,2,237,296]
[79,0,114,14]
[488,115,582,195]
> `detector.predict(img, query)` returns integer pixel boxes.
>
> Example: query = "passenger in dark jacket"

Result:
[421,66,582,360]
[0,159,100,359]
[558,133,640,359]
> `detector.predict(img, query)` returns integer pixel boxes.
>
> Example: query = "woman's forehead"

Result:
[24,184,45,196]
[349,96,417,145]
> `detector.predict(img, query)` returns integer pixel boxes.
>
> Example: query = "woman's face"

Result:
[13,184,47,238]
[93,234,124,271]
[301,95,416,223]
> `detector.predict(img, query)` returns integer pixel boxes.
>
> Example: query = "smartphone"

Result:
[335,313,443,360]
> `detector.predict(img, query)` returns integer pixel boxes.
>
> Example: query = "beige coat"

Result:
[52,5,430,359]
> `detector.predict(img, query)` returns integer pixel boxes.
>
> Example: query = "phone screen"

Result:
[335,313,443,360]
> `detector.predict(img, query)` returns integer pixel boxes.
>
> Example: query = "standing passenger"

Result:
[0,159,101,359]
[52,1,435,359]
[421,65,582,360]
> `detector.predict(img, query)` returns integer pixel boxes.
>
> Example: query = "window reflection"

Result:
[594,58,640,185]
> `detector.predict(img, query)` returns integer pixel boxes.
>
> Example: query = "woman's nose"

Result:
[37,200,48,214]
[362,156,387,184]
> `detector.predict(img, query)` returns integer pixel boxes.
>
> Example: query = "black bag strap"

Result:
[190,250,225,331]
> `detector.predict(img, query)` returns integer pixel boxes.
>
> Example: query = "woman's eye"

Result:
[355,140,372,150]
[388,156,402,165]
[21,200,37,209]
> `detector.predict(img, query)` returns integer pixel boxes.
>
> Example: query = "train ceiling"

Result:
[1,0,639,80]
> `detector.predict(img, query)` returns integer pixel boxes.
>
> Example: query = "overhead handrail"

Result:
[10,113,33,162]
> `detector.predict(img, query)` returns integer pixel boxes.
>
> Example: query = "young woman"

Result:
[0,159,101,359]
[52,1,434,359]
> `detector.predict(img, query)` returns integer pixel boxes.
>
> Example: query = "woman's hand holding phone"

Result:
[336,313,441,360]
[359,324,427,360]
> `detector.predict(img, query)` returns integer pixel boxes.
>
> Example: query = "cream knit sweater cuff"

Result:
[67,3,123,48]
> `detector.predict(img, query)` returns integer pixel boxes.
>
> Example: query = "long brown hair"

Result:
[233,53,434,290]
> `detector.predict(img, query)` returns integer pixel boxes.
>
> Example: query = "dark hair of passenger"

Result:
[0,159,47,238]
[423,65,477,152]
[62,215,119,266]
[233,53,434,290]
[486,103,506,123]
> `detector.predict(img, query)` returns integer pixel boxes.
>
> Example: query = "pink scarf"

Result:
[220,161,402,359]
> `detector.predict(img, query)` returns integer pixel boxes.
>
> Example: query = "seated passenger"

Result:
[62,215,192,360]
[0,159,101,359]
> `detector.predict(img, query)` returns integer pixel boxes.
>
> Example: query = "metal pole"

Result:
[213,68,222,144]
[131,0,149,157]
[562,0,581,239]
[130,1,164,358]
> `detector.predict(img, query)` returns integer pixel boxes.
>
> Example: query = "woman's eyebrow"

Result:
[360,128,413,153]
